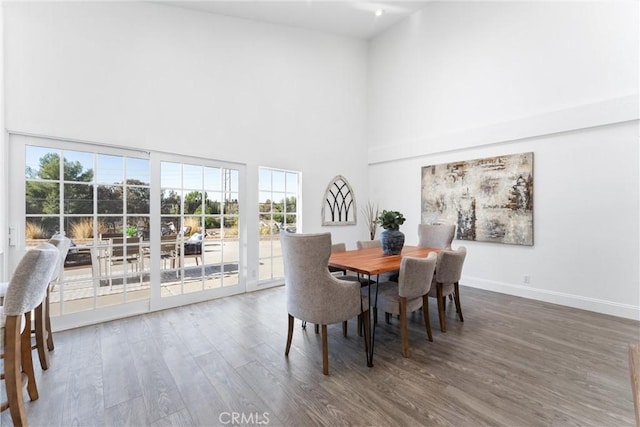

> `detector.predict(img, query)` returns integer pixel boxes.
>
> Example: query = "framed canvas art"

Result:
[421,152,533,245]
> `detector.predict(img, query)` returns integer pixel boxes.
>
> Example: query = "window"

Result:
[258,168,300,282]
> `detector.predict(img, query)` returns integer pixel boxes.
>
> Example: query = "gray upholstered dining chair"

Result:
[328,242,375,337]
[428,246,467,332]
[281,232,370,375]
[1,243,59,427]
[377,252,437,358]
[356,239,382,250]
[304,242,356,334]
[329,243,365,286]
[418,223,456,249]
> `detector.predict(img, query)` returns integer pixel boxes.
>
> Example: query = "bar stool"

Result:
[33,235,71,370]
[1,243,59,426]
[0,235,70,371]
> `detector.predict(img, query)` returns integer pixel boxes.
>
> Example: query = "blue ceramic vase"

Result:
[380,228,405,255]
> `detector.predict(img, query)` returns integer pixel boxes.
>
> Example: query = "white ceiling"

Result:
[156,1,430,39]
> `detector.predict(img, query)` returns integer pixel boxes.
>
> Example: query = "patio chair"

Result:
[107,237,143,287]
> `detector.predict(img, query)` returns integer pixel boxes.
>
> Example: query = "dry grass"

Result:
[184,217,201,236]
[259,224,272,236]
[224,227,238,238]
[26,222,46,239]
[70,219,108,239]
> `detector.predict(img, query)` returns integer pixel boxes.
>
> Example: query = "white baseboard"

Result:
[462,276,640,321]
[51,300,151,332]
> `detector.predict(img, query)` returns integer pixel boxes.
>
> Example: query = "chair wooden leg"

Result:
[285,314,294,356]
[321,325,329,375]
[453,282,464,322]
[400,297,409,358]
[422,295,433,342]
[45,288,55,351]
[436,285,446,333]
[5,316,30,427]
[342,321,348,337]
[34,302,50,370]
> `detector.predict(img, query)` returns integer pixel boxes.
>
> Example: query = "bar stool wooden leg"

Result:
[4,316,29,426]
[22,314,39,401]
[34,302,50,370]
[46,288,55,351]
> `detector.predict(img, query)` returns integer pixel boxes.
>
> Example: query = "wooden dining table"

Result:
[329,245,440,367]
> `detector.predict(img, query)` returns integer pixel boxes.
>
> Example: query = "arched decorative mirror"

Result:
[322,175,356,226]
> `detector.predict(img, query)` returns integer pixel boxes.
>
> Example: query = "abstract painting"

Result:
[421,152,533,245]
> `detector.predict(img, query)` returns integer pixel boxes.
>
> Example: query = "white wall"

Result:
[367,1,640,319]
[3,2,372,289]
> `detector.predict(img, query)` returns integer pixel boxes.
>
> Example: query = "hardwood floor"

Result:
[2,285,638,426]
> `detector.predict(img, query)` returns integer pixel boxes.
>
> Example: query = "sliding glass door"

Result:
[9,134,246,327]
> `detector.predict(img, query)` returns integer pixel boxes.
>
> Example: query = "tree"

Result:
[126,180,150,214]
[161,189,181,215]
[26,153,94,215]
[26,152,93,181]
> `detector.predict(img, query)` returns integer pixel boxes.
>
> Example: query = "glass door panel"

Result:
[159,161,242,299]
[22,143,150,317]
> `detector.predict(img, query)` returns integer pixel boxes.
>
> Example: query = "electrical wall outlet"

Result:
[523,275,530,284]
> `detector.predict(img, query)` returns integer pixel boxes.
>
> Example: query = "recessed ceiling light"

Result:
[375,9,384,17]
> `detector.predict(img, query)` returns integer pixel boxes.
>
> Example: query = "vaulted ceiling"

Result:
[157,1,430,39]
